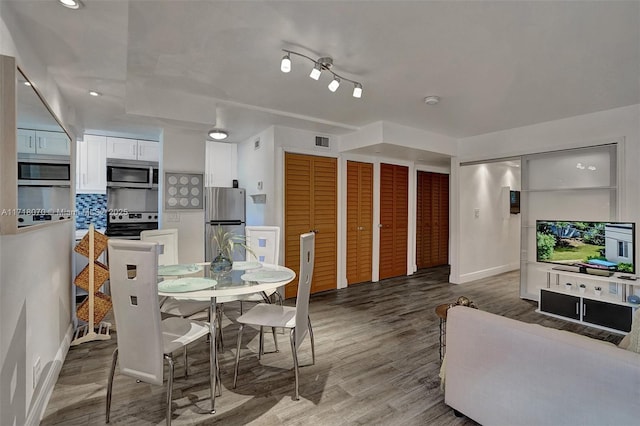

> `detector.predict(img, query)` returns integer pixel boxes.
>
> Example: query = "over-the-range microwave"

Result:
[18,155,71,187]
[107,159,159,189]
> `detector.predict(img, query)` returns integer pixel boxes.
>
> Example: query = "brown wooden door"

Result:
[346,161,373,285]
[416,171,449,269]
[379,163,409,280]
[284,153,337,298]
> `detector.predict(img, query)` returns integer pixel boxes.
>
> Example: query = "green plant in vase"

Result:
[210,226,255,274]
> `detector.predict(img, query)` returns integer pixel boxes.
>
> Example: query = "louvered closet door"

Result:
[379,163,409,280]
[347,161,373,285]
[416,171,449,269]
[284,153,337,298]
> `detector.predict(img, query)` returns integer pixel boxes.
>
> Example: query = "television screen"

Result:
[536,220,635,274]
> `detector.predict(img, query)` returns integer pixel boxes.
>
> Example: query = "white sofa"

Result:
[444,306,640,426]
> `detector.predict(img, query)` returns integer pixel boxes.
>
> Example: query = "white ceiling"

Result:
[4,1,639,148]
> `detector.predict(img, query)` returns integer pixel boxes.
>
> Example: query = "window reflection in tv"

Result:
[536,220,635,274]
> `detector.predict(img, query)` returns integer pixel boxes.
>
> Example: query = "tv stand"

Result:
[538,267,639,334]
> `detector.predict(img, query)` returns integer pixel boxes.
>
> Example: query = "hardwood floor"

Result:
[42,268,622,425]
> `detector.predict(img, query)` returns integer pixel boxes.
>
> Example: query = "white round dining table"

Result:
[157,263,296,414]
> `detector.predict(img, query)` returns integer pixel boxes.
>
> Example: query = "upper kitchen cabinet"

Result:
[106,137,159,162]
[17,128,70,155]
[76,135,107,194]
[205,141,237,187]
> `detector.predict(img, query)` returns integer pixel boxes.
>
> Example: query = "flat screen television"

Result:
[536,220,636,275]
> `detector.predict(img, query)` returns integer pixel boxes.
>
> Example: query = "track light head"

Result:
[353,83,363,98]
[328,77,341,92]
[280,53,291,73]
[309,63,322,80]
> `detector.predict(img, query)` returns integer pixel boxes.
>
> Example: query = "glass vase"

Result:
[210,252,232,275]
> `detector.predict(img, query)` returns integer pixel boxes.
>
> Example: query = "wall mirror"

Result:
[16,67,73,229]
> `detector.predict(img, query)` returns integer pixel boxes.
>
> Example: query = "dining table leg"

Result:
[209,295,217,414]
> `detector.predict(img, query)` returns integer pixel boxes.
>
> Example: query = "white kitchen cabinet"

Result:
[76,135,107,193]
[17,128,70,155]
[106,137,138,160]
[137,140,159,162]
[205,141,237,187]
[106,137,159,162]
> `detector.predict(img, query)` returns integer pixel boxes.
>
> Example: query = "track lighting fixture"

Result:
[280,49,363,98]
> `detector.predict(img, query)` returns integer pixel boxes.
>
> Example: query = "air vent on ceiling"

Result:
[254,138,260,150]
[315,136,330,148]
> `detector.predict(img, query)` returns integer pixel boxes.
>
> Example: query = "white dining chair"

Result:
[140,228,179,265]
[233,232,316,400]
[238,225,282,305]
[105,240,210,426]
[141,228,211,318]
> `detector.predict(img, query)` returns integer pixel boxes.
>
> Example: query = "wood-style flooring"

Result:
[42,267,622,425]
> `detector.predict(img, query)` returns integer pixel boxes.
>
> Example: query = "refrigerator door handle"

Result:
[208,220,244,226]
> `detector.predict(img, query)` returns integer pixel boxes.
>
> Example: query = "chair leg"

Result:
[183,345,189,378]
[233,324,244,388]
[217,305,225,352]
[289,329,300,401]
[164,354,174,426]
[215,348,222,397]
[258,326,264,360]
[240,300,244,315]
[105,348,118,423]
[308,316,315,365]
[272,327,279,352]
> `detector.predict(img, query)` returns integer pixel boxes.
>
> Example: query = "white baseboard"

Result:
[25,323,73,426]
[457,262,520,284]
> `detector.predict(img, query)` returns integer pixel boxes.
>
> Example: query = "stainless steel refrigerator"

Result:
[204,187,246,262]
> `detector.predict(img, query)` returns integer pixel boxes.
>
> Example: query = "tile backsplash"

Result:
[75,193,107,229]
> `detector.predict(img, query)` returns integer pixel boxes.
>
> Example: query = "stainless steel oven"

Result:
[107,159,158,189]
[18,155,71,187]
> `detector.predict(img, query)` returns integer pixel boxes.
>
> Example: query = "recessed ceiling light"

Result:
[208,129,228,140]
[424,96,440,105]
[59,0,83,10]
[23,81,32,87]
[88,91,101,97]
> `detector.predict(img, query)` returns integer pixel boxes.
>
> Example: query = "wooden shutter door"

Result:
[284,153,337,298]
[347,161,373,285]
[379,163,408,280]
[416,171,449,269]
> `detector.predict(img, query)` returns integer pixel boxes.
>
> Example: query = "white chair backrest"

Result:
[140,228,179,265]
[294,232,315,349]
[108,239,164,386]
[245,226,280,264]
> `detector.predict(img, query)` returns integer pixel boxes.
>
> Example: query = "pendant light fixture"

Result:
[280,49,363,98]
[58,0,83,9]
[208,129,228,140]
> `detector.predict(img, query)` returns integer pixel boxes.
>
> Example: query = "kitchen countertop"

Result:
[75,228,106,241]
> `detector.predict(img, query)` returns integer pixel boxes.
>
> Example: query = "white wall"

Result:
[452,104,640,284]
[238,127,275,226]
[160,127,205,263]
[458,162,521,282]
[0,224,74,426]
[1,7,77,425]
